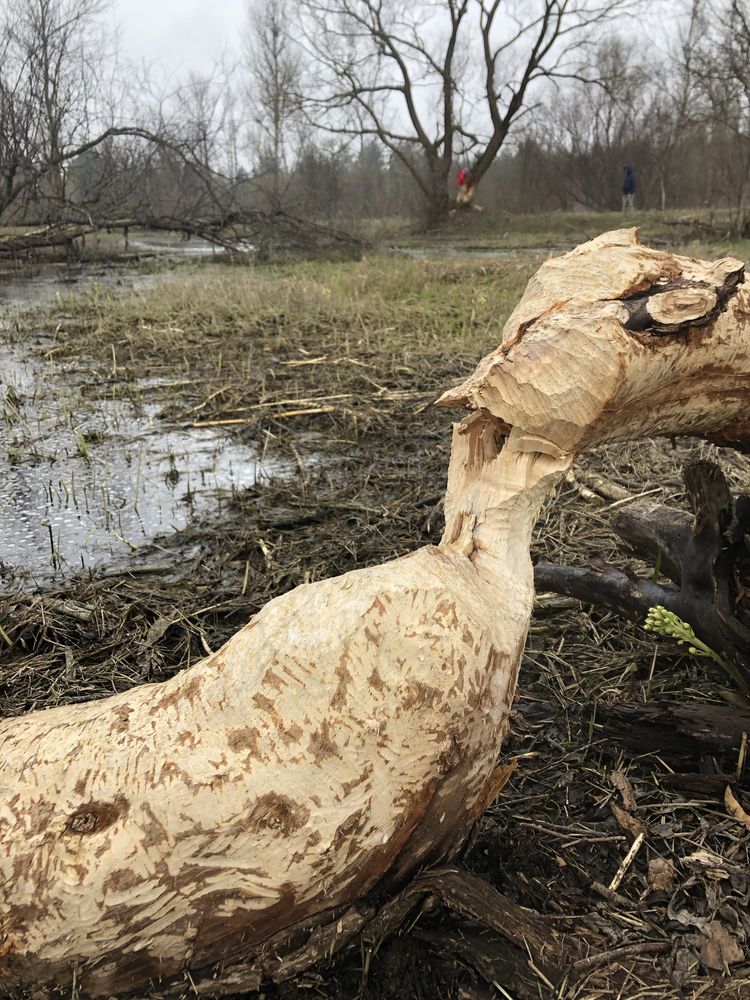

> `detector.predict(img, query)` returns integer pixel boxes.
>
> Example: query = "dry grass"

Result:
[2,247,750,997]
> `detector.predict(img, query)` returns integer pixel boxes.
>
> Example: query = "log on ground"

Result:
[3,229,750,996]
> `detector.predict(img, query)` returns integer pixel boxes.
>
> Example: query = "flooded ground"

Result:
[127,232,236,258]
[0,232,224,308]
[0,260,151,308]
[0,260,296,590]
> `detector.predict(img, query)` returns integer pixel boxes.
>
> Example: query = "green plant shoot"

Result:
[644,605,749,697]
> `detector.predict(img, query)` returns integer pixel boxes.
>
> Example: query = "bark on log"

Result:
[0,213,363,260]
[3,228,750,996]
[0,225,88,258]
[610,500,692,584]
[598,700,750,761]
[597,700,750,794]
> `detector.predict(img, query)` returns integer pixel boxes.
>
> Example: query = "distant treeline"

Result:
[3,0,750,232]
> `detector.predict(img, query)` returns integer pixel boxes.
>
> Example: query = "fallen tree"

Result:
[595,699,750,797]
[2,229,750,997]
[0,225,90,259]
[100,210,364,260]
[0,211,363,261]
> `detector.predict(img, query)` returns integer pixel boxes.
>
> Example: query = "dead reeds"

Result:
[2,251,750,997]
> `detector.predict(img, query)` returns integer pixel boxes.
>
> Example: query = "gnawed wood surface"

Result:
[439,231,750,452]
[1,547,532,993]
[2,228,750,996]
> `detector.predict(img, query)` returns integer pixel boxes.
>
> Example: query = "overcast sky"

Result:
[111,0,248,78]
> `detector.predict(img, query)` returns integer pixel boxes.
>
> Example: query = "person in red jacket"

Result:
[456,166,470,204]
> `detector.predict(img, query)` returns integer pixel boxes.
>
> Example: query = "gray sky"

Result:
[111,0,248,78]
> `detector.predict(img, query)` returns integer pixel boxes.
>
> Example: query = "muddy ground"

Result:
[1,247,750,999]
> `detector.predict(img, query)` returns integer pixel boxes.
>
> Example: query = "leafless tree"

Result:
[0,0,118,221]
[683,0,750,234]
[295,0,644,223]
[535,35,695,212]
[242,0,305,212]
[0,0,240,229]
[536,38,644,209]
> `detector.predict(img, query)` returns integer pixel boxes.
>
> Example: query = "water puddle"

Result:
[128,233,229,258]
[0,267,297,590]
[0,231,229,311]
[0,261,160,309]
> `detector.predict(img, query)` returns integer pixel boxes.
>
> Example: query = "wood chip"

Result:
[724,785,750,832]
[608,831,645,892]
[610,769,637,811]
[610,802,646,840]
[682,849,733,880]
[647,857,676,893]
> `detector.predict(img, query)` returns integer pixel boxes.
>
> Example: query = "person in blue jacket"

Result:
[622,164,636,214]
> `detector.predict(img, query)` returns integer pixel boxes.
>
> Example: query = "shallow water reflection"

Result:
[0,266,295,589]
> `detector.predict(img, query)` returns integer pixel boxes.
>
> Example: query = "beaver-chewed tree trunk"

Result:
[3,229,750,997]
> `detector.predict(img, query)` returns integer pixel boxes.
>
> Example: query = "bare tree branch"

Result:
[295,0,647,222]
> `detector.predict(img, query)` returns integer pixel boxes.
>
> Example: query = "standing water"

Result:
[0,260,293,590]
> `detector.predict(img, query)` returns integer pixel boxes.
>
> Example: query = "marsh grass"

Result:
[388,207,750,256]
[4,240,750,998]
[57,253,537,349]
[47,254,542,444]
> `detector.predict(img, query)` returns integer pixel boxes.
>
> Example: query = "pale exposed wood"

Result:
[572,468,633,502]
[440,233,750,453]
[2,228,750,996]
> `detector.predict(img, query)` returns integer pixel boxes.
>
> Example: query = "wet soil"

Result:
[1,254,749,999]
[0,263,306,588]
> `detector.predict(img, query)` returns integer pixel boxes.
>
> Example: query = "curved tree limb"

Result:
[3,230,750,996]
[535,459,750,692]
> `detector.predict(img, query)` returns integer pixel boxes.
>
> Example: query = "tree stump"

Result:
[535,458,750,693]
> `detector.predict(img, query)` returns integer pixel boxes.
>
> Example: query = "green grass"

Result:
[385,207,750,258]
[53,253,539,366]
[39,253,541,442]
[35,220,750,438]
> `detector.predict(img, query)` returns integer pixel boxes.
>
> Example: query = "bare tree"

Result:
[0,20,36,217]
[295,0,643,223]
[0,0,116,221]
[536,38,644,209]
[0,1,239,228]
[685,0,750,234]
[535,35,694,212]
[243,0,304,212]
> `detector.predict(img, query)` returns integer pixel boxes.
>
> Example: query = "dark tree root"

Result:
[161,866,686,999]
[146,867,582,998]
[534,457,750,789]
[534,457,750,693]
